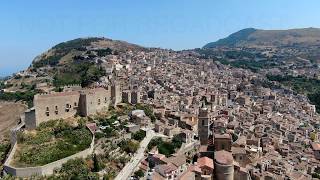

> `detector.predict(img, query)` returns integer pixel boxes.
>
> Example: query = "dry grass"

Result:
[0,101,27,140]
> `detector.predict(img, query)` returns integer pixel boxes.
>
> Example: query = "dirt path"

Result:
[0,101,27,140]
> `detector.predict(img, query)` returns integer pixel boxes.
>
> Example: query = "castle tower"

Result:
[198,100,211,145]
[111,83,122,106]
[214,150,234,180]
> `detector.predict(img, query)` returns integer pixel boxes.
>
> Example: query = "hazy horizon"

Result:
[1,0,320,76]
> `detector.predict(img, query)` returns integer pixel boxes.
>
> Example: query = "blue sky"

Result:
[1,0,320,76]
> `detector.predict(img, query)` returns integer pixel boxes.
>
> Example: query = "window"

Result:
[98,99,101,105]
[222,144,225,150]
[46,107,50,116]
[202,120,205,126]
[55,106,58,115]
[66,104,70,112]
[105,97,107,103]
[74,102,77,107]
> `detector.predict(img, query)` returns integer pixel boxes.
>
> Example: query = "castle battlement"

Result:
[62,84,82,88]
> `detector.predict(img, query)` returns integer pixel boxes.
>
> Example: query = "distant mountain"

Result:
[204,27,320,48]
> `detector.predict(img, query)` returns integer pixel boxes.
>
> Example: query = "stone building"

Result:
[214,133,232,151]
[111,83,122,106]
[25,86,119,129]
[198,101,214,145]
[130,90,141,104]
[214,150,234,180]
[122,90,131,104]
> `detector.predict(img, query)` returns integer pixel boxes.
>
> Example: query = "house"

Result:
[311,142,320,160]
[214,133,232,151]
[197,156,214,178]
[154,163,178,179]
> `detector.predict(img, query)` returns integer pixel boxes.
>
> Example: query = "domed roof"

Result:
[214,150,233,165]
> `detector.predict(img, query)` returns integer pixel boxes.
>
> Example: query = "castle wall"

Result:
[111,84,122,105]
[214,162,234,180]
[24,86,115,129]
[25,108,36,130]
[34,91,80,126]
[80,88,111,117]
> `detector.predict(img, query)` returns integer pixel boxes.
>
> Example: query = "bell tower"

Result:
[198,100,210,145]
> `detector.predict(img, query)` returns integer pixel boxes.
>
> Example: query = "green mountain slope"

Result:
[204,27,320,48]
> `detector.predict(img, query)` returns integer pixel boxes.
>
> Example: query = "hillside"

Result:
[204,27,320,48]
[32,37,145,68]
[2,37,147,91]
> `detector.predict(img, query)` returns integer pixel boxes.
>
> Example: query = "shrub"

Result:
[58,158,91,179]
[95,48,113,57]
[132,130,146,142]
[92,154,104,172]
[147,137,180,157]
[134,169,145,178]
[0,142,10,166]
[172,135,183,149]
[118,140,139,154]
[158,142,175,157]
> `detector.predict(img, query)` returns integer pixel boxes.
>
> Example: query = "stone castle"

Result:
[24,84,122,129]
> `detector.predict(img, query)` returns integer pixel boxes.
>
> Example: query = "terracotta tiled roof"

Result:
[197,156,214,169]
[311,142,320,151]
[215,150,234,165]
[187,165,202,173]
[167,155,186,167]
[86,123,97,134]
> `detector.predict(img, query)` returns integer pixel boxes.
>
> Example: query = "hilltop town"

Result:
[0,33,320,180]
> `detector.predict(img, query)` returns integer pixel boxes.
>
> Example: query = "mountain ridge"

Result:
[204,27,320,48]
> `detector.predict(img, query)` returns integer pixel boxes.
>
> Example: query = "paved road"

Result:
[115,130,156,180]
[176,140,199,155]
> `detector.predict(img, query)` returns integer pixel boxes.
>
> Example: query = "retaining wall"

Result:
[3,136,95,177]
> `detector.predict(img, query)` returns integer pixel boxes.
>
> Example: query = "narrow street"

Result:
[114,130,155,180]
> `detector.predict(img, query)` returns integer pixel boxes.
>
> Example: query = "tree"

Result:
[172,135,183,149]
[92,154,101,172]
[132,130,146,141]
[119,140,139,154]
[134,170,145,178]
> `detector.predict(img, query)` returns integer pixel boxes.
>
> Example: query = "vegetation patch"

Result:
[135,104,156,122]
[12,119,92,167]
[267,75,320,113]
[33,54,64,68]
[95,48,113,57]
[132,130,146,142]
[147,136,183,157]
[0,142,10,167]
[218,59,278,72]
[118,139,139,154]
[33,38,102,68]
[0,90,37,108]
[53,61,106,87]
